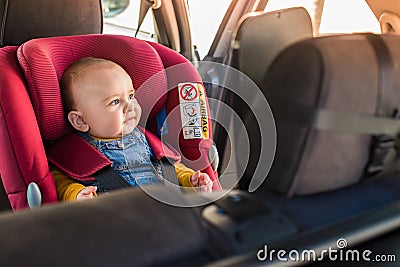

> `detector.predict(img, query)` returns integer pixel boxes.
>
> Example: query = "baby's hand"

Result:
[76,186,97,201]
[190,171,213,192]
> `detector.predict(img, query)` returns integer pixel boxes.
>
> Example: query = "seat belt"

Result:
[135,0,161,37]
[365,33,394,116]
[364,33,398,176]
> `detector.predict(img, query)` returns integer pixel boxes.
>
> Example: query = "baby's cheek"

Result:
[109,120,124,135]
[136,104,142,117]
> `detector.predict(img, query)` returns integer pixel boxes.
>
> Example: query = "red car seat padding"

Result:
[17,34,168,142]
[0,46,58,210]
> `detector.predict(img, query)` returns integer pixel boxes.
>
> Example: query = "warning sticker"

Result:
[179,83,198,102]
[178,82,209,139]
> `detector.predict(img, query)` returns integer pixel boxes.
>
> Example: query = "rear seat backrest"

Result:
[0,0,102,46]
[261,34,400,196]
[228,7,312,190]
[231,7,313,87]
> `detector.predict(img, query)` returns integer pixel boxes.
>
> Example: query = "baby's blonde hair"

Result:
[60,57,121,112]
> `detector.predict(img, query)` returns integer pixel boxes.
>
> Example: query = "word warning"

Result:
[178,82,209,139]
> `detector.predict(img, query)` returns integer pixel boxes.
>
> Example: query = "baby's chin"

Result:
[121,124,136,136]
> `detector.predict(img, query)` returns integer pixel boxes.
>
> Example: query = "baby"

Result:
[52,57,212,201]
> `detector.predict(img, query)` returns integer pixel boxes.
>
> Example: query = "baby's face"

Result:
[73,64,141,138]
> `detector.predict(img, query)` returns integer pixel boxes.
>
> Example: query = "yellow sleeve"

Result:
[51,167,87,202]
[174,163,195,188]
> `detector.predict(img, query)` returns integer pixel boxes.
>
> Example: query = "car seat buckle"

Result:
[366,134,398,176]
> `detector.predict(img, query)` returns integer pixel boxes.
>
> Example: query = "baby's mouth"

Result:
[124,115,136,124]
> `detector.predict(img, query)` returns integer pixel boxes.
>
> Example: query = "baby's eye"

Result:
[128,93,135,100]
[110,99,120,105]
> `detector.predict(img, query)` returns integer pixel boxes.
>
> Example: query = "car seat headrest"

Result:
[17,34,168,141]
[0,0,102,46]
[232,7,312,87]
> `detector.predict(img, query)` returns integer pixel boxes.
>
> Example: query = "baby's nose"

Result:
[123,101,132,113]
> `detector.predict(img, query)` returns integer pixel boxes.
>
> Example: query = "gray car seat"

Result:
[215,7,313,178]
[241,33,400,229]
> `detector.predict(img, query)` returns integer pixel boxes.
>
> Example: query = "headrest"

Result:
[0,0,102,46]
[232,7,312,86]
[17,34,168,141]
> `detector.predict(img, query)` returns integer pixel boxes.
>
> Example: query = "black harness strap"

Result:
[159,157,179,186]
[160,158,182,195]
[0,177,12,211]
[93,166,131,191]
[93,157,179,192]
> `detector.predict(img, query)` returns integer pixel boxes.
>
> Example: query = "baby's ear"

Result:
[67,111,89,132]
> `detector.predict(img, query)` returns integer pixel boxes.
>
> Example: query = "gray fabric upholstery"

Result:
[0,0,102,46]
[0,186,207,266]
[263,34,400,196]
[231,7,313,87]
[231,7,313,191]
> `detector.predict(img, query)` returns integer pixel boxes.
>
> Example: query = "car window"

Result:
[102,0,232,59]
[265,0,380,35]
[265,0,316,21]
[103,0,156,41]
[319,0,380,34]
[186,0,232,59]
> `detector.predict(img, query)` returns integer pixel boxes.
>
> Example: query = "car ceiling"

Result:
[366,0,400,19]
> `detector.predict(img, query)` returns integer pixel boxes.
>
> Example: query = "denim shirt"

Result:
[78,128,164,192]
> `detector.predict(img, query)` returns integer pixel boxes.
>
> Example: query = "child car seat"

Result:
[0,34,220,210]
[0,0,103,210]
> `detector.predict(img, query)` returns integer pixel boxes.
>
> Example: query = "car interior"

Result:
[0,0,400,266]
